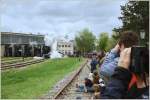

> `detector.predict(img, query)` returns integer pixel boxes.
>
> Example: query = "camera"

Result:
[130,46,149,75]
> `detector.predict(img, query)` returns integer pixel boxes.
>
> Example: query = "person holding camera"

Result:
[99,31,139,84]
[100,48,149,99]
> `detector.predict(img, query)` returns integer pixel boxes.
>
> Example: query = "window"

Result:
[1,34,10,44]
[22,36,29,44]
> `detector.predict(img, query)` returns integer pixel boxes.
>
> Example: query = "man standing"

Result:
[100,48,149,99]
[90,53,98,73]
[100,31,139,84]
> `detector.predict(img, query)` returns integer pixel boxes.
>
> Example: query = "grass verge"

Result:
[1,57,84,99]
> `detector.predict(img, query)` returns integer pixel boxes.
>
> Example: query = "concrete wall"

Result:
[1,45,5,57]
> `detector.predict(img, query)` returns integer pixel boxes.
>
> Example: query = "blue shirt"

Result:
[100,49,119,77]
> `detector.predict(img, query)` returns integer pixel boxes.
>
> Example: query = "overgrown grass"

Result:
[1,58,84,99]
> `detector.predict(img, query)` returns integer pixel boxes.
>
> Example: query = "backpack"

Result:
[126,73,149,99]
[128,73,137,90]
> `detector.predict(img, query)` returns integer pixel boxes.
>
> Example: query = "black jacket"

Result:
[100,67,149,99]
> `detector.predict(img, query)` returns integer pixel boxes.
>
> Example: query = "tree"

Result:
[75,28,96,55]
[114,1,149,43]
[97,32,109,52]
[106,35,118,51]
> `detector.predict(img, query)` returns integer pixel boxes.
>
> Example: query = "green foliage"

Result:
[114,1,149,43]
[111,31,120,40]
[75,28,96,53]
[97,32,109,52]
[106,37,117,51]
[1,58,84,99]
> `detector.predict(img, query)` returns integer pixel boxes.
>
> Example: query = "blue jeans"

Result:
[85,86,94,92]
[76,85,85,92]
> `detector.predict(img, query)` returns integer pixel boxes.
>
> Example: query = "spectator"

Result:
[84,78,94,92]
[93,84,101,99]
[100,31,139,84]
[90,53,98,73]
[93,71,100,84]
[99,56,106,68]
[100,48,149,99]
[97,51,105,66]
[88,72,93,82]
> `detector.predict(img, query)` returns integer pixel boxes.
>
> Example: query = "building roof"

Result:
[1,32,44,37]
[1,32,45,45]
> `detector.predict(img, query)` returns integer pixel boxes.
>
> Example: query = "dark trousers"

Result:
[91,66,96,73]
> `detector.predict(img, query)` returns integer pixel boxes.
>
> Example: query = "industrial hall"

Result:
[1,32,50,57]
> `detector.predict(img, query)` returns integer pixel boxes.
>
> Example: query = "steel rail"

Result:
[53,59,88,99]
[1,59,45,70]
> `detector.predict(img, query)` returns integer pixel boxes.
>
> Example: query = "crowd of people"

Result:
[76,31,149,99]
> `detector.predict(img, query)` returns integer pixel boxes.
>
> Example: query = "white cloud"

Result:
[1,0,127,41]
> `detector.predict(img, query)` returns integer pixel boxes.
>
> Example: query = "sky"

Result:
[1,0,127,44]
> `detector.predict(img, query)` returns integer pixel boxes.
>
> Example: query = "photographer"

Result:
[99,31,139,84]
[100,48,149,99]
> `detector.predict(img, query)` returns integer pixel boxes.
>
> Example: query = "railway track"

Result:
[2,57,33,65]
[1,57,24,61]
[1,59,45,70]
[42,59,94,99]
